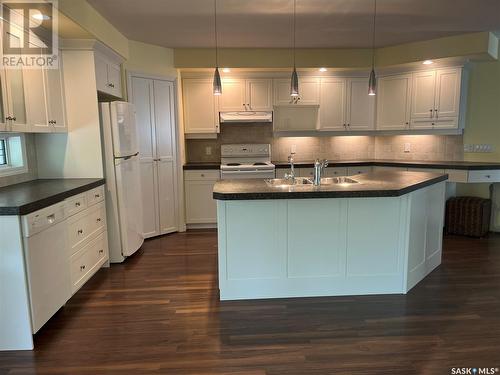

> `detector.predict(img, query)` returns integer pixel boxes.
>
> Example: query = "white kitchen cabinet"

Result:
[318,77,374,131]
[318,78,346,131]
[2,68,29,132]
[376,74,412,130]
[183,78,219,135]
[324,167,348,177]
[24,62,67,133]
[410,68,461,129]
[184,170,219,225]
[274,77,320,106]
[95,51,122,98]
[130,75,179,238]
[219,78,273,112]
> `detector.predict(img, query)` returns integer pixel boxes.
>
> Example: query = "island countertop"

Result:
[213,171,448,200]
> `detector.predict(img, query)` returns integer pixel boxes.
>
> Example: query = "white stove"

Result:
[220,144,275,180]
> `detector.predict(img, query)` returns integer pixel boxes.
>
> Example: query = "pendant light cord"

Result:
[293,0,296,68]
[214,0,218,67]
[371,0,377,69]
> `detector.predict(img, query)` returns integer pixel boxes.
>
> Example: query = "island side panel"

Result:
[217,196,412,300]
[406,182,446,292]
[0,216,34,350]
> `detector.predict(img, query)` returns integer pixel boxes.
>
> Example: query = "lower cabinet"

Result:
[184,170,219,225]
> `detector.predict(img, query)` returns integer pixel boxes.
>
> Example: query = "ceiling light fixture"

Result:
[290,0,299,97]
[319,67,327,72]
[32,13,50,21]
[368,0,377,96]
[423,60,434,65]
[212,0,222,96]
[222,68,231,73]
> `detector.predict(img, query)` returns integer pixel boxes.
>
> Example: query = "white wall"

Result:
[36,50,103,179]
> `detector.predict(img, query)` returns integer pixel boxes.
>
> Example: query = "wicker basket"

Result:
[445,197,492,237]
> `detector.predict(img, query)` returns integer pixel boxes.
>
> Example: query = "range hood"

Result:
[220,111,273,123]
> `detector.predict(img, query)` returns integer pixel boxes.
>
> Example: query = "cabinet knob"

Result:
[77,229,84,234]
[201,174,205,177]
[80,265,86,271]
[96,218,101,222]
[12,116,16,121]
[486,175,491,178]
[99,249,104,254]
[75,202,81,207]
[95,194,100,198]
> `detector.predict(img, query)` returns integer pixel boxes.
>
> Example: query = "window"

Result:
[0,134,28,177]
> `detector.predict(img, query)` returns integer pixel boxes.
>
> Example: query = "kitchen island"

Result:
[213,171,448,300]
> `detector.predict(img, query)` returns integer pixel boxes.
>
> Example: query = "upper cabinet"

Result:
[182,78,219,135]
[1,69,29,132]
[95,51,123,98]
[218,78,273,112]
[376,74,412,130]
[274,78,320,106]
[318,77,374,131]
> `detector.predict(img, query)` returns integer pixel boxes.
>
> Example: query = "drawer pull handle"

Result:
[75,202,81,207]
[96,218,102,222]
[201,174,205,177]
[80,265,86,271]
[95,194,100,198]
[99,249,104,254]
[77,229,84,235]
[486,175,491,178]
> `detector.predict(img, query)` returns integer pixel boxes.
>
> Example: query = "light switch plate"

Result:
[404,143,411,153]
[205,146,212,155]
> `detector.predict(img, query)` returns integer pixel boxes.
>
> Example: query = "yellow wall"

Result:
[124,40,176,78]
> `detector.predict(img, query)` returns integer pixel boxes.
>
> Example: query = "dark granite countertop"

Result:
[273,159,500,170]
[183,163,220,170]
[213,171,448,200]
[0,178,105,215]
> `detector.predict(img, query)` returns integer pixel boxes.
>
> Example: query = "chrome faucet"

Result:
[313,159,329,186]
[284,153,296,181]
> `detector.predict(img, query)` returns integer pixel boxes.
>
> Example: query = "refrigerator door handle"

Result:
[114,152,139,161]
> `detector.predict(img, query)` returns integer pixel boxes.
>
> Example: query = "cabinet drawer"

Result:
[86,185,105,207]
[407,167,445,174]
[184,170,220,181]
[467,170,500,183]
[65,194,87,217]
[298,168,315,178]
[68,202,106,255]
[324,167,348,177]
[445,169,468,183]
[347,166,372,176]
[70,231,108,294]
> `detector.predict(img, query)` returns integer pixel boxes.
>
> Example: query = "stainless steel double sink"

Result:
[265,177,359,187]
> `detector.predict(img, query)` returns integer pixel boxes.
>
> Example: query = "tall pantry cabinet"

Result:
[129,75,179,238]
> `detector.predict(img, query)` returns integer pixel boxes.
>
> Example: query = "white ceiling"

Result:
[87,0,500,49]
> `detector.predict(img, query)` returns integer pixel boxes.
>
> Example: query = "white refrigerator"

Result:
[100,101,144,263]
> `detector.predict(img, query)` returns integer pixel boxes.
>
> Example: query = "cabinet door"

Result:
[130,77,159,238]
[5,69,28,132]
[274,79,295,105]
[185,180,217,224]
[434,68,460,119]
[45,66,67,132]
[246,79,273,111]
[218,78,246,112]
[346,78,375,131]
[183,79,219,134]
[376,74,411,130]
[411,70,436,119]
[94,54,109,93]
[318,78,346,130]
[154,80,178,235]
[24,68,49,132]
[297,78,320,105]
[106,62,122,98]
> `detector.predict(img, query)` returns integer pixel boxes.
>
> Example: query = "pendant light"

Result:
[213,0,222,95]
[290,0,299,97]
[368,0,377,96]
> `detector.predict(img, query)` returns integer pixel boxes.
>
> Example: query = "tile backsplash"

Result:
[185,123,464,163]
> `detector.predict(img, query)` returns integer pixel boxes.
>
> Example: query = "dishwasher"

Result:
[22,202,71,333]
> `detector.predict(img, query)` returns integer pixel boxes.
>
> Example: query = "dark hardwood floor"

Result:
[1,231,499,374]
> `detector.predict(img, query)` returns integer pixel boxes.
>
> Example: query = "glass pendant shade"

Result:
[290,67,299,97]
[368,68,376,96]
[213,67,222,96]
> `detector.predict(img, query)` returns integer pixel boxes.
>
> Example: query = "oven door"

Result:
[220,169,275,180]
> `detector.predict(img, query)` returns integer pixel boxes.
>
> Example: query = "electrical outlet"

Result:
[404,143,411,153]
[205,146,212,156]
